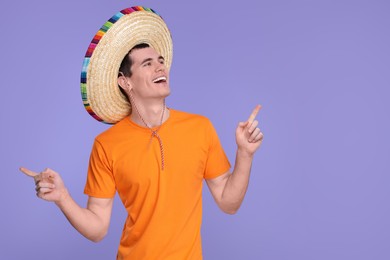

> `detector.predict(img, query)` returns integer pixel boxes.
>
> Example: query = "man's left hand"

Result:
[235,105,264,156]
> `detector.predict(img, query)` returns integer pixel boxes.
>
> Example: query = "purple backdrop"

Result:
[2,0,390,259]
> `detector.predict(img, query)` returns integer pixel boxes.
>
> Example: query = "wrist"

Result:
[236,148,254,159]
[55,188,70,207]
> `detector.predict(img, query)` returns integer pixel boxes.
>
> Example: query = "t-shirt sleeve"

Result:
[84,139,116,198]
[204,120,231,179]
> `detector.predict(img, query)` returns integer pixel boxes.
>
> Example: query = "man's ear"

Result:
[118,75,132,92]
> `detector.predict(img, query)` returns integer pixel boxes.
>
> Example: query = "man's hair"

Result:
[118,43,150,101]
[119,43,150,77]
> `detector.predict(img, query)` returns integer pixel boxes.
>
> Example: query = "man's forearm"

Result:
[55,191,109,242]
[220,149,254,214]
[206,105,263,214]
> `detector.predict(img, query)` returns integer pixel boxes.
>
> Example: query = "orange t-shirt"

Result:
[84,110,231,259]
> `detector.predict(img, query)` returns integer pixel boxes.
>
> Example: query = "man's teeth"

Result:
[153,76,167,83]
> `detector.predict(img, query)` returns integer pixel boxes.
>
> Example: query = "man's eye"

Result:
[144,62,151,67]
[159,60,165,64]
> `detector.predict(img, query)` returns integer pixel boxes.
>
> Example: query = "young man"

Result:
[21,6,263,259]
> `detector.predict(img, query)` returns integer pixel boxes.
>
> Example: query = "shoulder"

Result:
[94,117,132,144]
[167,109,216,139]
[169,109,211,126]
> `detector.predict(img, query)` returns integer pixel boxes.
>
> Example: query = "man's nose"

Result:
[155,62,165,72]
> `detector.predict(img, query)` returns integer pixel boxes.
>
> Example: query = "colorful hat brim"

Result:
[81,6,173,124]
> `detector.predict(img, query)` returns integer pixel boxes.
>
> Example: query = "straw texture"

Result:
[81,6,173,124]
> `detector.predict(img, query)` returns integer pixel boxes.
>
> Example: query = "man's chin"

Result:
[163,88,171,97]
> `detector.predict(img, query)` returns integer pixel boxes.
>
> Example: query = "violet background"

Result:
[1,0,390,259]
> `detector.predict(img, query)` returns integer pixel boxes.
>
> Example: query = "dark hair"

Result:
[118,43,150,101]
[119,43,150,77]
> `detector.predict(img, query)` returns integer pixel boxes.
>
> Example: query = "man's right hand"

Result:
[20,167,113,242]
[20,167,68,203]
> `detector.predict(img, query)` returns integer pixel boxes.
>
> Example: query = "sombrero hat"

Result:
[80,6,173,124]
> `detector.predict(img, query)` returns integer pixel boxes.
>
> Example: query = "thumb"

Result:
[236,121,249,136]
[41,168,63,186]
[238,121,249,129]
[19,167,38,178]
[41,168,58,179]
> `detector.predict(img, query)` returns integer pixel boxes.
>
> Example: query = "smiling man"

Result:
[21,6,264,260]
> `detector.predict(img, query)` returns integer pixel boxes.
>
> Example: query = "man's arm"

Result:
[20,167,113,242]
[206,105,263,214]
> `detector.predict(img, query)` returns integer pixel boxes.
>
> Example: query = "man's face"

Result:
[127,47,170,101]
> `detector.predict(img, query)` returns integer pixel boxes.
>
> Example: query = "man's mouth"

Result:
[153,76,167,84]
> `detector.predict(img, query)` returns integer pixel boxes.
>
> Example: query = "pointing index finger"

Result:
[247,104,262,123]
[20,167,39,178]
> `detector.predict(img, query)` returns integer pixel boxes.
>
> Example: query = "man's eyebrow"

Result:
[140,58,153,65]
[140,56,164,65]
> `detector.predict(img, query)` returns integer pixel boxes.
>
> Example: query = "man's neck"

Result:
[130,100,169,128]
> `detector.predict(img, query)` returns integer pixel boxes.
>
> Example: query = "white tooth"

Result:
[153,76,166,83]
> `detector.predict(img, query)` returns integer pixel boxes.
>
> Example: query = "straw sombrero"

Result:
[80,6,173,124]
